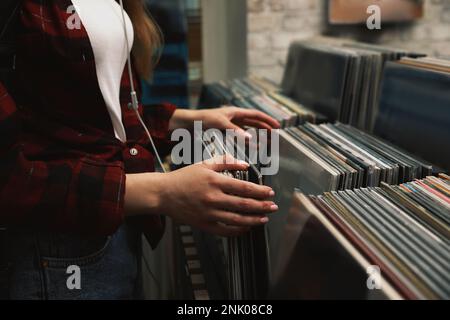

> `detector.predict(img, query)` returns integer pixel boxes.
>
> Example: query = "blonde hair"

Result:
[123,0,163,81]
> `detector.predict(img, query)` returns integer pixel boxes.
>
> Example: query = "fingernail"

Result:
[244,132,253,139]
[261,217,269,223]
[270,204,279,211]
[269,190,275,197]
[237,160,249,167]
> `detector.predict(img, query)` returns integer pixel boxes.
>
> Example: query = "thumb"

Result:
[203,154,249,172]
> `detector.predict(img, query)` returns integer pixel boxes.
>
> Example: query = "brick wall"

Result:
[247,0,450,83]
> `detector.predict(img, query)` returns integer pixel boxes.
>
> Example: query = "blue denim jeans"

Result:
[7,225,141,300]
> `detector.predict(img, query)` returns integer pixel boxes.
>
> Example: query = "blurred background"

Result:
[142,0,449,107]
[139,0,450,300]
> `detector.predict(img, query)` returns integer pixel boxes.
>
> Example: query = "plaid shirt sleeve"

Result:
[0,83,126,236]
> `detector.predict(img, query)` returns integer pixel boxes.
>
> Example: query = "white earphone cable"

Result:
[119,0,166,173]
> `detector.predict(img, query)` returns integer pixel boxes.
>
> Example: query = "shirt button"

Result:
[129,148,139,156]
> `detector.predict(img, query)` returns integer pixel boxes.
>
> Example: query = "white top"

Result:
[72,0,134,142]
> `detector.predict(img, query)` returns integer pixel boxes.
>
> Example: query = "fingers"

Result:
[210,209,269,226]
[219,176,275,199]
[203,154,249,172]
[201,222,250,237]
[214,194,277,216]
[226,122,253,139]
[237,119,274,131]
[234,109,281,129]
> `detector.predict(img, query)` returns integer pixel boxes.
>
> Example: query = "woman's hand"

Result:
[160,155,277,236]
[125,155,278,237]
[169,107,281,137]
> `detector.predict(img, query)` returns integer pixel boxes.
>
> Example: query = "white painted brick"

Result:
[248,33,271,50]
[429,23,450,41]
[402,24,431,41]
[268,0,284,12]
[431,41,450,58]
[248,0,266,13]
[248,49,277,67]
[376,27,403,43]
[248,13,282,33]
[282,13,322,31]
[270,30,316,49]
[246,0,450,83]
[249,65,284,85]
[283,0,316,11]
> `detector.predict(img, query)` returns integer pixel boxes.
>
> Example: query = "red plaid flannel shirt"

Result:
[0,0,176,248]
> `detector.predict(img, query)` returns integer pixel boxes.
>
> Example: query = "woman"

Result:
[0,0,279,299]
